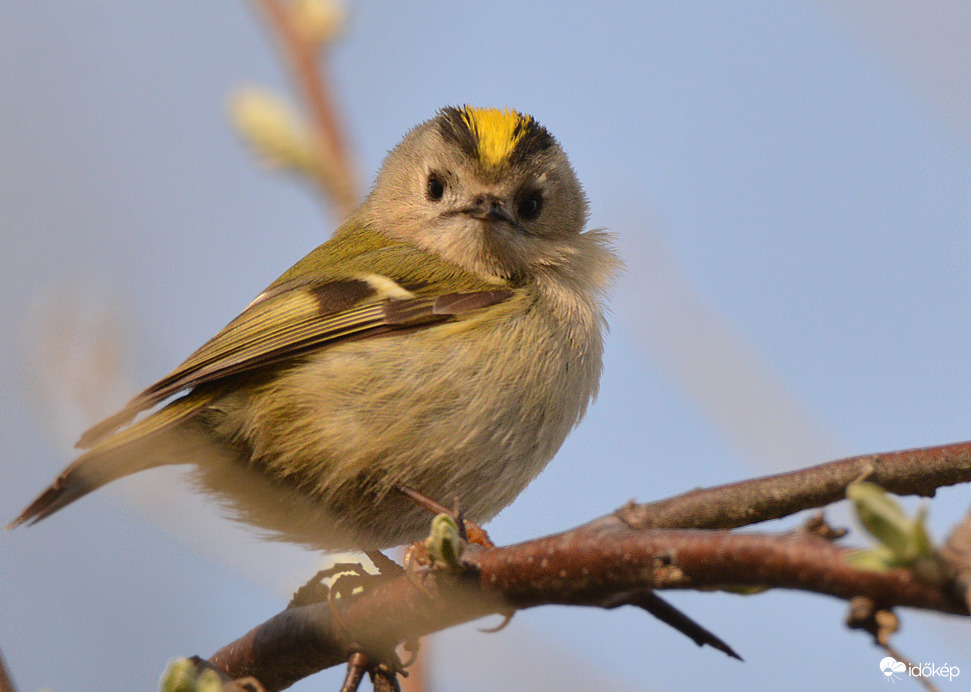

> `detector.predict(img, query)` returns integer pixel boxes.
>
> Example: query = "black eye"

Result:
[517,191,543,220]
[426,173,446,201]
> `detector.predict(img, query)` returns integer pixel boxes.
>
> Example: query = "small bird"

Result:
[10,106,618,551]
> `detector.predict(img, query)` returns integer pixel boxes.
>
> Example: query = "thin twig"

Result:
[0,648,16,692]
[882,641,941,692]
[847,601,939,692]
[250,0,358,218]
[601,590,741,660]
[942,504,971,611]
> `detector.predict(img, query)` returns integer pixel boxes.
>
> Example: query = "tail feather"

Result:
[9,391,221,530]
[8,468,92,528]
[9,443,169,530]
[8,421,220,530]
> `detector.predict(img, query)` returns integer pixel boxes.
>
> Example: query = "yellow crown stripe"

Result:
[460,106,531,168]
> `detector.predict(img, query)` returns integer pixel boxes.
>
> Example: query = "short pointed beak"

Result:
[464,194,514,224]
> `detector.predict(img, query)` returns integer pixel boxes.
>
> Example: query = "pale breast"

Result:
[205,287,604,548]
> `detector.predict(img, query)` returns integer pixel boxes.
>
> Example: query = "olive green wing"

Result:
[77,274,513,448]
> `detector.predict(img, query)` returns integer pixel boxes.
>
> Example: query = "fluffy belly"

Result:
[200,310,599,550]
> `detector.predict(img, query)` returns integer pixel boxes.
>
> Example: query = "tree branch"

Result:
[205,501,970,689]
[620,440,971,530]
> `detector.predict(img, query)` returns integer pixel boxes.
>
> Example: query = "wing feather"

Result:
[77,273,513,448]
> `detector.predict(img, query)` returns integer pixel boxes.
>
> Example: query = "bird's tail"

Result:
[8,393,220,529]
[10,426,220,529]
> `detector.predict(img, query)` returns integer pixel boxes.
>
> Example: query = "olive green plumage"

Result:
[10,106,619,550]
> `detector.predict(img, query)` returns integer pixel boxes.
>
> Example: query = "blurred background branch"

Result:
[239,0,358,220]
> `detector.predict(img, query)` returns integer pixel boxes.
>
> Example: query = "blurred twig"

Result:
[25,285,135,450]
[248,0,358,219]
[0,648,17,692]
[942,504,971,612]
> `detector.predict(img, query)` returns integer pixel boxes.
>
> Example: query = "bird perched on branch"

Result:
[10,106,618,551]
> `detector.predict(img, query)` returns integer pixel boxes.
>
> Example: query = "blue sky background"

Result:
[1,2,970,690]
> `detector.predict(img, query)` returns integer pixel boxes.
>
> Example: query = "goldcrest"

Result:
[11,106,619,550]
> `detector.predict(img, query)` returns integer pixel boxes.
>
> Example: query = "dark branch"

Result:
[599,590,742,660]
[619,440,971,530]
[206,513,970,690]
